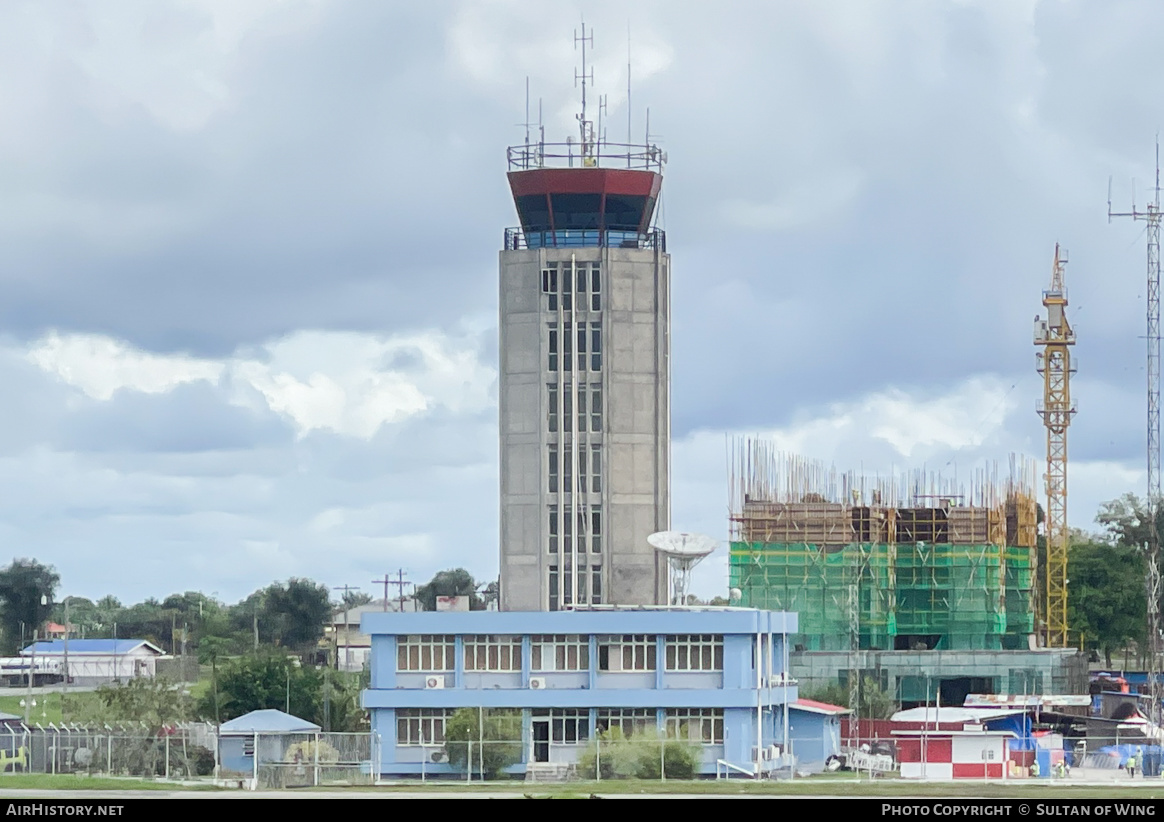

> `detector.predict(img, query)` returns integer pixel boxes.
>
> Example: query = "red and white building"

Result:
[893,729,1012,779]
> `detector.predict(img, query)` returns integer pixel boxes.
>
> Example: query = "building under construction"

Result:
[729,440,1086,704]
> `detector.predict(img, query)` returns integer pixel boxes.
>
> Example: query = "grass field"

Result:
[0,774,216,791]
[0,773,1160,797]
[0,692,65,725]
[323,778,1164,798]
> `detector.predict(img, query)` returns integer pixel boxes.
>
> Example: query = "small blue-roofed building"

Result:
[218,709,322,782]
[21,639,164,686]
[361,607,798,778]
[785,699,849,772]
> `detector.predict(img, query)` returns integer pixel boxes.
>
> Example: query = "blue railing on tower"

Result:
[504,227,666,251]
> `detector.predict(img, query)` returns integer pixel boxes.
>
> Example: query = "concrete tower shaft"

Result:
[498,145,671,611]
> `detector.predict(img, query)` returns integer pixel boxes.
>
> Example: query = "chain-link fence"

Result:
[399,734,736,782]
[0,723,216,778]
[221,732,379,789]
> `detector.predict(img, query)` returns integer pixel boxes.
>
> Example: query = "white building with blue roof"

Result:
[21,639,164,685]
[361,607,806,778]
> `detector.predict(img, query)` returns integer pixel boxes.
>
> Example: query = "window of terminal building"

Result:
[555,709,590,743]
[548,448,558,494]
[590,384,602,430]
[665,635,724,672]
[590,446,602,494]
[591,266,601,311]
[531,708,590,744]
[463,635,522,672]
[596,708,654,738]
[530,635,589,671]
[396,635,456,672]
[590,323,601,371]
[548,506,558,554]
[397,709,448,746]
[547,384,558,433]
[597,635,656,672]
[547,327,558,372]
[664,709,724,744]
[590,506,602,553]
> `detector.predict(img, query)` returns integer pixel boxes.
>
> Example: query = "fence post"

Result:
[596,734,601,782]
[660,736,665,782]
[165,734,170,780]
[251,732,258,791]
[314,731,320,787]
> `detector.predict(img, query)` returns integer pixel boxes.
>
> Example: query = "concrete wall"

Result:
[791,649,1089,701]
[499,246,670,611]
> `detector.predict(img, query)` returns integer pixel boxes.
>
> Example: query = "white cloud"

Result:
[26,332,224,401]
[25,328,496,440]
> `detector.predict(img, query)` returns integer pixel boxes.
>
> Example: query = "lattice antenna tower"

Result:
[575,17,596,166]
[1110,140,1163,724]
[1034,244,1076,649]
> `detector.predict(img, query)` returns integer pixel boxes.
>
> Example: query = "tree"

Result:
[264,578,331,653]
[0,559,59,654]
[200,653,324,724]
[443,708,521,778]
[226,579,331,656]
[1096,493,1164,549]
[1068,540,1147,668]
[74,677,191,731]
[415,569,484,611]
[804,677,897,720]
[341,591,373,609]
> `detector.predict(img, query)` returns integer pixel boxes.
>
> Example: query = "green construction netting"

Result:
[730,541,1033,652]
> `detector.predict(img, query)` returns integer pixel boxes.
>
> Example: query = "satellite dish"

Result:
[729,587,743,603]
[648,531,718,605]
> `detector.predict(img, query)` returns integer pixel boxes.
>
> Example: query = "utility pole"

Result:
[24,628,35,726]
[332,585,360,671]
[373,571,411,612]
[1111,147,1164,725]
[62,598,70,696]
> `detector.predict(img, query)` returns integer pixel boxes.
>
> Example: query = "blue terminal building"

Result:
[357,607,845,778]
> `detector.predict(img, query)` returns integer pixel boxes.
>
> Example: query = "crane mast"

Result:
[1034,244,1076,649]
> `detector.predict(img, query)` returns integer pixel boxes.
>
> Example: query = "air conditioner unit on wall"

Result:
[529,677,546,690]
[425,675,445,689]
[431,751,449,763]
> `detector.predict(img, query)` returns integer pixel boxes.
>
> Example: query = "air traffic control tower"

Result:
[498,102,671,611]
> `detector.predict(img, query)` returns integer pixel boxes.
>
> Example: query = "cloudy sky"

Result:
[0,0,1160,605]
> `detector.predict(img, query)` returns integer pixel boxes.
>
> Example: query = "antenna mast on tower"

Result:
[1111,141,1164,725]
[575,18,596,166]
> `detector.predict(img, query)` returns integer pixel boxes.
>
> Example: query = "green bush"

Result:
[189,745,215,777]
[577,728,700,779]
[443,708,522,779]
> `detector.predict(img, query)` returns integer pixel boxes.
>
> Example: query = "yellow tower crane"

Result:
[1034,244,1076,648]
